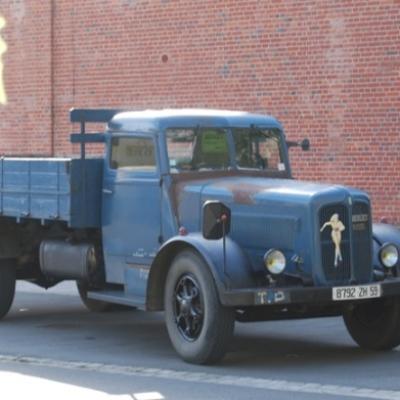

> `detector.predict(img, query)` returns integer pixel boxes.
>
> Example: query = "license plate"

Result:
[332,284,381,301]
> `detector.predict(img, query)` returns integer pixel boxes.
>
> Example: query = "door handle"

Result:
[102,188,113,195]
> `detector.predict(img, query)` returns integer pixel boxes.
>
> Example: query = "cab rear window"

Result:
[110,137,156,171]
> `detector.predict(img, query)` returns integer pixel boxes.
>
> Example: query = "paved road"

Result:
[1,282,400,399]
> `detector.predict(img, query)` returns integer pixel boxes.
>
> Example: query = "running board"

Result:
[87,290,146,310]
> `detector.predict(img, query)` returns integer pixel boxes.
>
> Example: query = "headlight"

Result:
[264,249,286,275]
[379,243,399,268]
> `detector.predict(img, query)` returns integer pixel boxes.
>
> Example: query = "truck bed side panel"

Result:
[0,158,103,228]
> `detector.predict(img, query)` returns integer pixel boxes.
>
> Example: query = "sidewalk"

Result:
[0,369,163,400]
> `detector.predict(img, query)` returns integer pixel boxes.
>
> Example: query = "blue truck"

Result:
[1,108,400,364]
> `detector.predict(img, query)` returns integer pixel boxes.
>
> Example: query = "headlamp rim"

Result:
[263,249,286,275]
[379,242,399,268]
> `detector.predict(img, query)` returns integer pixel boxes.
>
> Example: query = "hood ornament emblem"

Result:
[320,213,346,267]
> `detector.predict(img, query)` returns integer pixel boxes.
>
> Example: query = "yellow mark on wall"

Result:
[0,15,7,105]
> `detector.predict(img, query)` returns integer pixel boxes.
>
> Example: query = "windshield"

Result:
[231,128,285,171]
[166,128,230,172]
[166,127,285,173]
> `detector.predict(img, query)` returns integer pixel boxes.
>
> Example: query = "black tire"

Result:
[164,250,234,364]
[0,260,16,320]
[343,296,400,350]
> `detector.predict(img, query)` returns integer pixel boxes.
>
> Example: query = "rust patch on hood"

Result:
[169,171,291,219]
[212,181,267,205]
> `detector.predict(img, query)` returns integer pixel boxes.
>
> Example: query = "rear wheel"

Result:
[0,260,16,320]
[164,250,234,364]
[343,296,400,350]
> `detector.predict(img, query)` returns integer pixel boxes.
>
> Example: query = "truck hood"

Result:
[174,175,369,274]
[173,175,371,286]
[175,176,366,219]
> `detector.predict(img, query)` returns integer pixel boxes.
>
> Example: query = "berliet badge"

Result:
[320,213,346,267]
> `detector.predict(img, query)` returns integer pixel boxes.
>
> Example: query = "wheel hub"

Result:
[173,274,204,341]
[181,299,191,315]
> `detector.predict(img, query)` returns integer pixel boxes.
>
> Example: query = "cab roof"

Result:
[107,109,283,134]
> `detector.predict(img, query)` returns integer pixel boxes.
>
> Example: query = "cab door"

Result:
[101,134,161,284]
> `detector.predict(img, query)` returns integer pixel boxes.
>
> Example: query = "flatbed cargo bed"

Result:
[0,157,103,228]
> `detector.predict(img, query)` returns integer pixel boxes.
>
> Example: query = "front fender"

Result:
[372,223,400,270]
[373,223,400,247]
[172,233,255,289]
[146,233,255,310]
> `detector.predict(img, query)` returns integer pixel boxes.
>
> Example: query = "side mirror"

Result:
[202,201,231,240]
[301,138,310,151]
[286,138,310,151]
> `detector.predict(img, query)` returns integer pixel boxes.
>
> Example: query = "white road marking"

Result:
[0,354,399,399]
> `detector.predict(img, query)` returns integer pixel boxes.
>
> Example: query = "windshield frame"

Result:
[163,125,291,178]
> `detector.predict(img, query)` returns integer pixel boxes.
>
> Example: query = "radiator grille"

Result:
[319,201,372,284]
[352,201,372,282]
[319,204,351,282]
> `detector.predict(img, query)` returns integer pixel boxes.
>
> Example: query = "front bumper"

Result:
[220,277,400,307]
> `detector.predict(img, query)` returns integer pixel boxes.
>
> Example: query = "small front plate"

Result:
[255,290,286,305]
[332,284,381,301]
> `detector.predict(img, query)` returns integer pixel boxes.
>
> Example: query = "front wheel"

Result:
[343,296,400,350]
[0,260,16,320]
[164,250,234,364]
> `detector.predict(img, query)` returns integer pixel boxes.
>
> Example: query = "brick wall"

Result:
[0,0,399,222]
[0,1,52,155]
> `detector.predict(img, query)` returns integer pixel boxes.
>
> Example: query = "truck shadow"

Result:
[5,299,400,367]
[227,328,389,368]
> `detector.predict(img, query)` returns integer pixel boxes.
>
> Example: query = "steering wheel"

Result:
[254,153,266,170]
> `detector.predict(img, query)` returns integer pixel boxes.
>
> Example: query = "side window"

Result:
[110,137,156,172]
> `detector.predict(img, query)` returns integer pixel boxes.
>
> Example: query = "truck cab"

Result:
[1,108,400,364]
[97,109,295,297]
